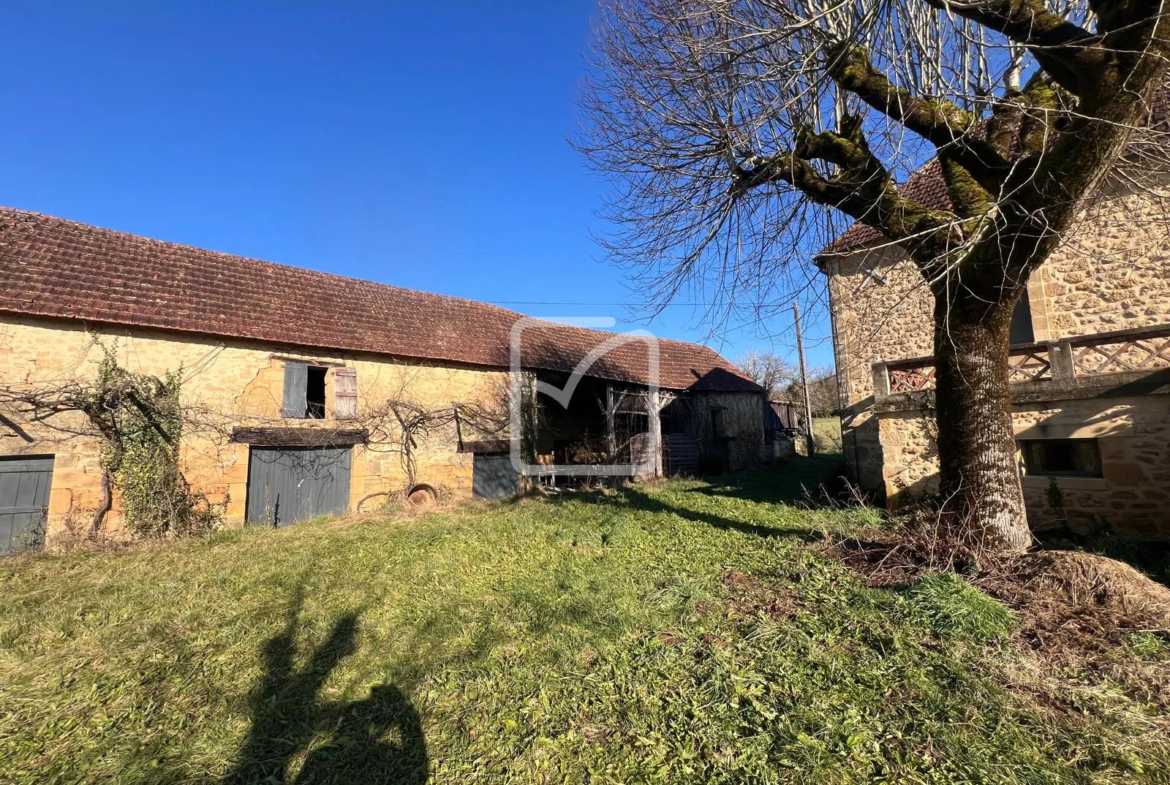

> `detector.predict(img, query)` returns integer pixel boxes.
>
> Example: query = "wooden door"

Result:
[246,447,352,526]
[0,456,54,554]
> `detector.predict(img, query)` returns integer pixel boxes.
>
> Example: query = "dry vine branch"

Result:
[347,369,513,492]
[361,398,509,490]
[0,348,226,539]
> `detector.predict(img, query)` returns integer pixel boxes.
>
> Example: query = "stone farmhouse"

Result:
[820,161,1170,540]
[0,207,764,553]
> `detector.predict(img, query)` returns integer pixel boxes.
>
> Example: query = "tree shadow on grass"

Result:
[684,456,853,508]
[616,486,823,543]
[224,584,427,784]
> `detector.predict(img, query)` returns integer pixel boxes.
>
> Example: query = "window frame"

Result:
[304,366,328,420]
[281,360,332,421]
[1018,438,1103,478]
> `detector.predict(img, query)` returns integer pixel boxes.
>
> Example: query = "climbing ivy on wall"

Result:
[82,348,222,539]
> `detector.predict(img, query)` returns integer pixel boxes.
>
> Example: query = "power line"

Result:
[484,300,729,306]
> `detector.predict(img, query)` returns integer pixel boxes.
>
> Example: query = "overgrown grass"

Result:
[0,457,1166,783]
[902,573,1016,643]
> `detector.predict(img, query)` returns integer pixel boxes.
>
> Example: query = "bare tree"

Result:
[737,349,796,398]
[786,366,839,418]
[739,349,837,417]
[578,0,1170,552]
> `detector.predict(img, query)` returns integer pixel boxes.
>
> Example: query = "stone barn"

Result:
[0,207,764,552]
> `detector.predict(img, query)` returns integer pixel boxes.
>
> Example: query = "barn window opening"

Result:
[1019,439,1102,478]
[282,361,331,420]
[306,367,327,419]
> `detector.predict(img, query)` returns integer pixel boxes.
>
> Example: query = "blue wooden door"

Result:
[0,456,54,554]
[245,447,352,526]
[472,453,518,499]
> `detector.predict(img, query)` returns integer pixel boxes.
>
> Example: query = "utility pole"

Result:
[793,302,816,458]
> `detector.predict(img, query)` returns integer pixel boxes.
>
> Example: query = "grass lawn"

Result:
[1,456,1167,784]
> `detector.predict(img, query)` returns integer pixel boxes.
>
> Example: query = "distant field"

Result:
[813,417,842,454]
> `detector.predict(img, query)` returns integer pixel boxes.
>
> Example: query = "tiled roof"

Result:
[817,92,1169,260]
[817,160,951,259]
[0,207,760,393]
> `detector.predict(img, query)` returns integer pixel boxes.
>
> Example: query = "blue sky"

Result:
[1,1,835,368]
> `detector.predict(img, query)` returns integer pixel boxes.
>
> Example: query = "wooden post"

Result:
[647,388,662,478]
[793,303,816,458]
[605,384,616,459]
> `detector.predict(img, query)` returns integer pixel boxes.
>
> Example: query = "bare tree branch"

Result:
[920,0,1097,96]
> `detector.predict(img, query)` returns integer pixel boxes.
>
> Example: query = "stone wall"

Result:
[825,244,932,496]
[0,315,510,543]
[827,244,935,412]
[877,412,940,501]
[825,183,1170,509]
[877,395,1170,540]
[1038,185,1170,339]
[1014,396,1170,539]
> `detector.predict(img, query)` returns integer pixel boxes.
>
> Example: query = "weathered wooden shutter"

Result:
[334,368,358,419]
[282,362,308,418]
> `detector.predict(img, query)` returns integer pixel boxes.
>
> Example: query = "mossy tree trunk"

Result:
[932,290,1031,551]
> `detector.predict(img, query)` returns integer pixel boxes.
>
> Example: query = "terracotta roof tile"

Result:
[0,207,760,393]
[818,160,951,258]
[818,94,1169,260]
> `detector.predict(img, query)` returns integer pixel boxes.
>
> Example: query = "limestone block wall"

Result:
[1014,396,1170,540]
[1038,186,1170,339]
[0,314,509,543]
[825,244,933,493]
[877,413,940,500]
[826,183,1170,495]
[876,396,1170,540]
[827,244,935,410]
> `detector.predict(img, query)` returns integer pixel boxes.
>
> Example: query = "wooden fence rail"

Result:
[874,322,1170,400]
